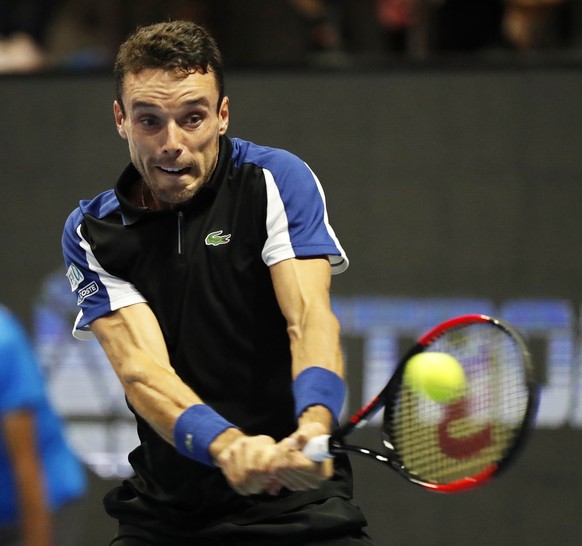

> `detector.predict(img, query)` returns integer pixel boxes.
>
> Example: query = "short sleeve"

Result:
[62,205,147,340]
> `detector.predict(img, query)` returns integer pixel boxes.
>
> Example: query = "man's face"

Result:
[114,68,229,209]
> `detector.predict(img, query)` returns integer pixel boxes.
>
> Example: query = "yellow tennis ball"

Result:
[404,352,466,403]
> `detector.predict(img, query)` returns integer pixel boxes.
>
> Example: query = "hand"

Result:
[214,433,282,496]
[269,421,334,493]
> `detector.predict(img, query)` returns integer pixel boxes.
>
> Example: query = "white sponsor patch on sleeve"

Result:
[66,263,85,291]
[77,281,99,304]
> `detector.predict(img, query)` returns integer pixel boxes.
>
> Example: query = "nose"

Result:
[162,122,183,155]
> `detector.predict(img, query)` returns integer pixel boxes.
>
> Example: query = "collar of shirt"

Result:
[115,135,233,226]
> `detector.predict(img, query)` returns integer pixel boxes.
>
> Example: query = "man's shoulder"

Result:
[78,189,120,219]
[230,137,306,173]
[65,163,137,229]
[63,189,121,245]
[65,189,119,225]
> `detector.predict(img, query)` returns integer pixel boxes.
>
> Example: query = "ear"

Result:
[113,100,127,140]
[218,96,229,135]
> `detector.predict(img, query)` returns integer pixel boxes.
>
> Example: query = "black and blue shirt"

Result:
[61,135,352,532]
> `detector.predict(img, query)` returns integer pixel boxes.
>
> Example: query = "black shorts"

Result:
[109,496,375,546]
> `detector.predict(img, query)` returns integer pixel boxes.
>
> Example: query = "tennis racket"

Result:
[303,314,539,493]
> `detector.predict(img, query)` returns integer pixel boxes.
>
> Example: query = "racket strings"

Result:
[385,323,530,485]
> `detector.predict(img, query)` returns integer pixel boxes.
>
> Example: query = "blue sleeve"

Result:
[232,139,349,274]
[61,203,146,339]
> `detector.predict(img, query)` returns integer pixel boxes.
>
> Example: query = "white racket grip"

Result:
[303,434,333,462]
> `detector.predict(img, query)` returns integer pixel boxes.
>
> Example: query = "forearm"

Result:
[118,355,204,445]
[289,294,346,431]
[289,301,344,379]
[271,258,346,430]
[109,345,243,464]
[91,305,243,467]
[2,412,52,546]
[91,305,224,447]
[19,493,52,546]
[271,258,344,379]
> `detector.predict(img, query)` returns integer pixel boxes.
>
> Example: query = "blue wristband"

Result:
[292,367,346,423]
[173,405,236,466]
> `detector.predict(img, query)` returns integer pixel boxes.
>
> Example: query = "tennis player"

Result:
[62,20,374,545]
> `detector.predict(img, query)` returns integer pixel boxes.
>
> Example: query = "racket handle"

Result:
[303,434,332,462]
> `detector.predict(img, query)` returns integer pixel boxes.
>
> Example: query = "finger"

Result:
[274,462,323,490]
[278,436,300,450]
[273,454,334,491]
[276,468,323,491]
[218,437,256,493]
[220,436,279,495]
[264,475,283,496]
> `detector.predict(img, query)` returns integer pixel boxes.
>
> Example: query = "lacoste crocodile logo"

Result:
[205,230,232,246]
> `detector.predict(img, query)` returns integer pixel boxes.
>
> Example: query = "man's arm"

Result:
[90,303,280,495]
[90,303,206,442]
[270,256,345,488]
[2,410,52,546]
[270,257,343,380]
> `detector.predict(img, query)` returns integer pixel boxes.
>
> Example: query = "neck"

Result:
[139,180,177,211]
[140,179,148,208]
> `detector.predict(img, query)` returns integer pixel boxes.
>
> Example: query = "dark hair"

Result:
[114,21,224,113]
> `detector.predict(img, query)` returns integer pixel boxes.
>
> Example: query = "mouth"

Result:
[156,165,191,176]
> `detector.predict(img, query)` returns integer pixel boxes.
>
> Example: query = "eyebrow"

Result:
[130,98,211,111]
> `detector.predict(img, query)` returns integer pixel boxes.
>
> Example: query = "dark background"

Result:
[1,67,581,544]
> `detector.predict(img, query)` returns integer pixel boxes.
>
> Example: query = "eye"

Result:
[185,114,203,126]
[139,116,158,128]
